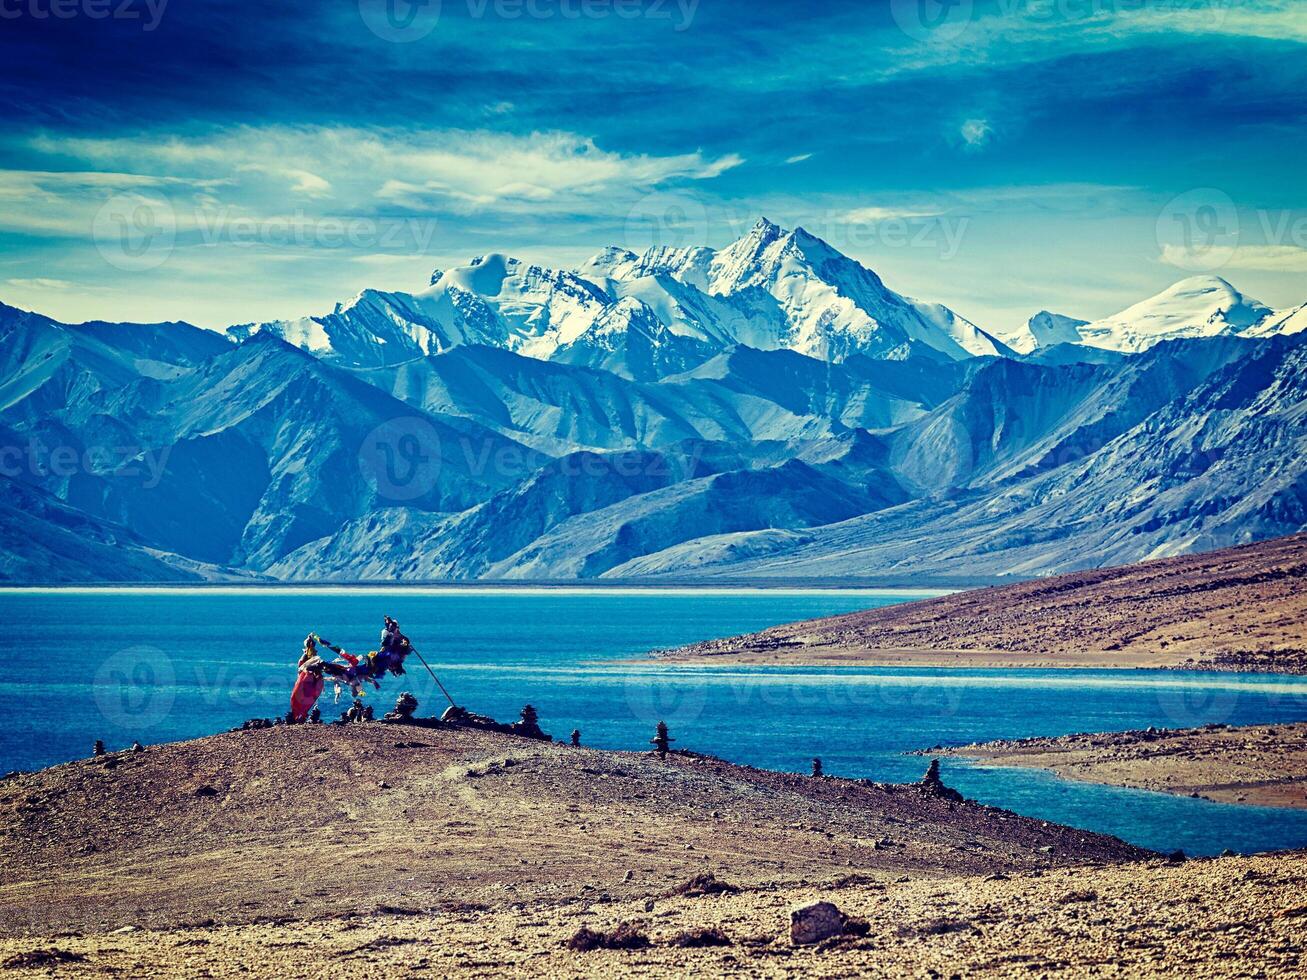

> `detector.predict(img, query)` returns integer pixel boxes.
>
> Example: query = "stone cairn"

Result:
[93,740,106,757]
[340,699,373,724]
[919,758,964,803]
[439,704,553,741]
[811,758,823,778]
[650,721,673,759]
[512,704,546,740]
[384,692,420,722]
[570,729,581,747]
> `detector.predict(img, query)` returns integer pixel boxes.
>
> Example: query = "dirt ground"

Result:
[0,724,1143,937]
[3,849,1305,977]
[932,722,1307,810]
[3,724,1305,976]
[660,533,1307,672]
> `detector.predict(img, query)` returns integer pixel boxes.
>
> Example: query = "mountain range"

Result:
[2,218,1304,583]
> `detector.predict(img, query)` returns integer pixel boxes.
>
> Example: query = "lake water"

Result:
[5,588,1307,857]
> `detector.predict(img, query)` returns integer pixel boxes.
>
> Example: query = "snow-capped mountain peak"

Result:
[223,220,1295,376]
[1000,311,1091,354]
[1076,275,1273,352]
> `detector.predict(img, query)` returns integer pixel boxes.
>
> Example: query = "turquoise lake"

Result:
[5,588,1307,857]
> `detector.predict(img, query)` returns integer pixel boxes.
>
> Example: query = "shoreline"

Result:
[659,649,1307,675]
[928,722,1307,810]
[0,584,958,597]
[654,647,1199,670]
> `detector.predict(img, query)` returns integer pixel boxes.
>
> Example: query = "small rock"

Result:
[790,901,844,945]
[130,742,145,753]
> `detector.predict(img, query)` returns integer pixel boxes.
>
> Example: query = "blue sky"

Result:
[1,0,1304,333]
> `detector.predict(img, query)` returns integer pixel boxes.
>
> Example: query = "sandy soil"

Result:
[931,722,1307,810]
[3,724,1304,976]
[3,850,1305,977]
[0,725,1143,938]
[660,533,1307,672]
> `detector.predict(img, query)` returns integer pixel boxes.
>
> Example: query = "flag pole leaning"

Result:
[411,648,457,708]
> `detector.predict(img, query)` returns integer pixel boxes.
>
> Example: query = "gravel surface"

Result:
[5,723,1302,976]
[2,851,1304,977]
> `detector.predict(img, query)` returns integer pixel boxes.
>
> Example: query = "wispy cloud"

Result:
[839,206,943,223]
[6,277,72,290]
[27,127,744,216]
[959,118,993,150]
[1162,243,1307,273]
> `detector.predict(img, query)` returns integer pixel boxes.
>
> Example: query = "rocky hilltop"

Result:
[2,720,1305,977]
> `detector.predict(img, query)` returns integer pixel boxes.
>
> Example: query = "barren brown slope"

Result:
[661,533,1307,671]
[0,724,1145,939]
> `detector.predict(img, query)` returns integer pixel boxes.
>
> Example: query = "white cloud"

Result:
[26,127,744,217]
[880,1,1307,77]
[785,153,813,165]
[1161,243,1307,273]
[6,277,73,290]
[238,164,332,197]
[841,206,943,223]
[960,118,993,149]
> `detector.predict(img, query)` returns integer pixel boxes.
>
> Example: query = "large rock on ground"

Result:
[790,901,844,945]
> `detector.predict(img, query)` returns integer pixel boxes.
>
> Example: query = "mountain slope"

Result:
[3,225,1306,584]
[634,333,1307,581]
[663,532,1307,672]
